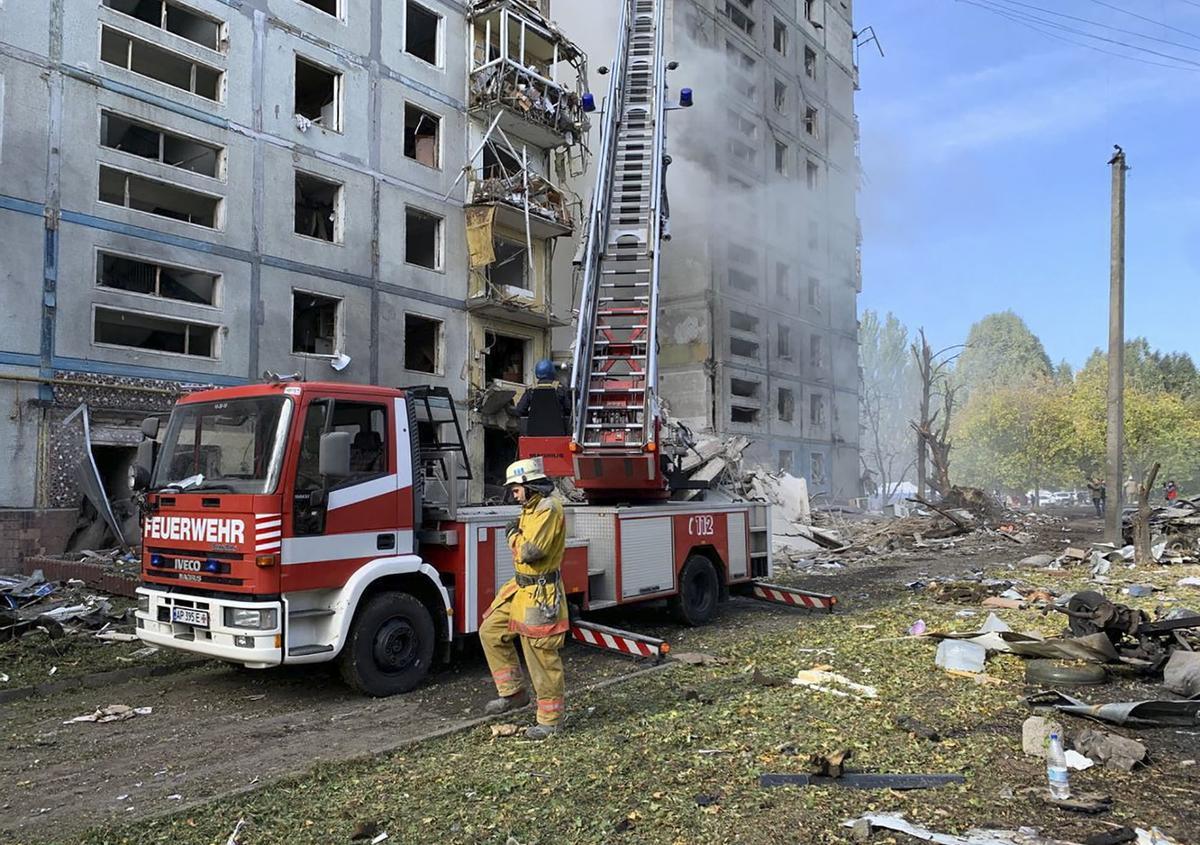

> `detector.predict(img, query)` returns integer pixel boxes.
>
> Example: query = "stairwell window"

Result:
[777,324,792,359]
[98,252,219,306]
[100,27,223,100]
[404,104,441,169]
[810,394,826,426]
[805,46,818,78]
[291,291,342,355]
[101,111,223,179]
[810,333,825,368]
[406,207,443,270]
[774,80,788,113]
[99,165,221,228]
[773,18,788,55]
[404,314,442,374]
[94,305,217,358]
[102,0,225,52]
[804,105,819,137]
[778,388,794,422]
[406,2,442,66]
[774,141,788,176]
[295,56,342,132]
[294,171,342,243]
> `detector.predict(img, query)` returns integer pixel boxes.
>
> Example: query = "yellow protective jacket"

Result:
[485,492,568,638]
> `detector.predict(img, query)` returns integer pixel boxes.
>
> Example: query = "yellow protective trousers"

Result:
[480,592,566,726]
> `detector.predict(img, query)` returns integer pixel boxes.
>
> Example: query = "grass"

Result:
[66,556,1200,845]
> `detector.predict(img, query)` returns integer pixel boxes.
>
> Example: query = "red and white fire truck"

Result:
[132,0,834,695]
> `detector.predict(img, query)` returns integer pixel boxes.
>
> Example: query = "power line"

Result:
[1084,0,1200,42]
[957,0,1200,68]
[989,0,1200,53]
[957,0,1200,71]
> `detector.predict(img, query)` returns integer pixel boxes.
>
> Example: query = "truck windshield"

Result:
[152,396,293,494]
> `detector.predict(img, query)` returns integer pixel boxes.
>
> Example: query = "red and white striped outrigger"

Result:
[570,619,669,662]
[746,582,836,612]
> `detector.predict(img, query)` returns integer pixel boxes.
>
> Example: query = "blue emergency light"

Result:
[150,553,165,567]
[679,88,693,108]
[204,559,221,573]
[582,92,596,113]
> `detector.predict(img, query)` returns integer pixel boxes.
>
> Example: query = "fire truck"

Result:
[131,0,833,696]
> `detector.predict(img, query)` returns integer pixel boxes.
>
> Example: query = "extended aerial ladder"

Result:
[520,0,689,501]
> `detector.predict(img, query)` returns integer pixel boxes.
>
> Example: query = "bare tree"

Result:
[911,329,962,498]
[1133,461,1161,566]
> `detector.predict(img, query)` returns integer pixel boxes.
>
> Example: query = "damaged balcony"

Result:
[463,213,567,328]
[469,0,589,151]
[466,169,574,239]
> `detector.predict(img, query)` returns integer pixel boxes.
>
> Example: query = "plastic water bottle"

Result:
[1046,732,1070,799]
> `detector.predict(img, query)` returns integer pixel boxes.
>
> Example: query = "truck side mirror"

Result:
[132,440,155,491]
[319,431,352,478]
[141,417,160,439]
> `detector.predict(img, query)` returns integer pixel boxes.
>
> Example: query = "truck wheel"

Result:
[670,556,719,626]
[339,591,435,696]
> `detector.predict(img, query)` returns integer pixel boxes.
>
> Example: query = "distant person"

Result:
[1086,476,1106,518]
[1124,475,1139,504]
[1166,480,1180,504]
[512,359,571,436]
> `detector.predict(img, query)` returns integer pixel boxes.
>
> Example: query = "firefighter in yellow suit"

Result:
[480,457,568,739]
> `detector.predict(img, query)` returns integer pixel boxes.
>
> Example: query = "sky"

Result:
[856,0,1200,368]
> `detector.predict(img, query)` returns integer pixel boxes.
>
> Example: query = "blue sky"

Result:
[856,0,1200,368]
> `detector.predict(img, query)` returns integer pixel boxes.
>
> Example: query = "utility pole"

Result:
[1105,146,1127,545]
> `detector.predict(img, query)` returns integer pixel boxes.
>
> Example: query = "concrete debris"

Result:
[1021,716,1065,757]
[1162,650,1200,697]
[791,668,878,699]
[1073,728,1148,772]
[842,812,1079,844]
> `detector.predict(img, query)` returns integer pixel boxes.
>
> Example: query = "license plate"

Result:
[171,607,209,627]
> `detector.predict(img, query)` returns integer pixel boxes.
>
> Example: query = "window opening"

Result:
[406,2,441,65]
[486,237,530,292]
[101,111,222,178]
[404,104,441,168]
[777,324,792,358]
[100,27,222,99]
[98,165,219,227]
[292,291,341,355]
[295,56,342,131]
[406,208,443,269]
[484,332,527,383]
[294,171,341,242]
[404,314,441,373]
[777,387,794,422]
[94,306,216,357]
[98,252,218,305]
[102,0,223,52]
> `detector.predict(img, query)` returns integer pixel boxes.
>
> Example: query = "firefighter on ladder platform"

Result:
[511,359,571,436]
[480,457,569,739]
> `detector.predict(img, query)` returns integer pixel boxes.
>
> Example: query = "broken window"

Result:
[774,141,788,175]
[406,1,441,65]
[404,104,441,169]
[101,111,222,179]
[730,336,759,358]
[291,291,341,355]
[810,333,825,367]
[810,451,826,484]
[805,105,819,136]
[778,450,794,474]
[102,0,224,52]
[728,110,757,139]
[97,252,219,305]
[775,262,790,298]
[728,139,756,164]
[777,324,791,358]
[804,46,818,78]
[486,237,530,292]
[725,41,756,72]
[484,332,527,383]
[809,393,826,425]
[808,276,822,310]
[94,306,216,357]
[100,27,222,100]
[730,377,759,399]
[778,388,794,422]
[774,79,787,113]
[804,0,816,23]
[482,143,522,180]
[728,269,757,293]
[723,1,755,35]
[729,311,758,333]
[730,405,759,424]
[298,0,339,17]
[294,171,341,242]
[295,56,342,132]
[99,165,220,227]
[806,159,819,190]
[405,207,443,269]
[404,313,441,373]
[773,18,788,54]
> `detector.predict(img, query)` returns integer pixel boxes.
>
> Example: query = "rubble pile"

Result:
[1,569,135,644]
[1122,496,1200,559]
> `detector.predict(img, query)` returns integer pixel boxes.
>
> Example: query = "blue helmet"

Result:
[535,359,556,380]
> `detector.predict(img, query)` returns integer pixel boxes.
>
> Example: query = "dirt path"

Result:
[2,508,1101,844]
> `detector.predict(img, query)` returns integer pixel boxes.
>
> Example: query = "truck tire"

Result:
[670,555,720,626]
[339,591,435,696]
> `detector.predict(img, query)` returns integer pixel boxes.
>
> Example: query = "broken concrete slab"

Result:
[1022,716,1065,757]
[1162,650,1200,698]
[1074,728,1147,772]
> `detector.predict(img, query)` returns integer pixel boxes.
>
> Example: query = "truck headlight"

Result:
[224,607,278,630]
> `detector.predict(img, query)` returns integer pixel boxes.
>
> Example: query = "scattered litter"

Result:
[670,652,725,666]
[128,646,159,659]
[371,834,389,845]
[790,669,877,699]
[761,772,965,790]
[979,612,1011,633]
[1163,651,1200,697]
[909,619,928,636]
[1024,659,1108,687]
[808,748,852,778]
[1122,585,1158,598]
[1177,577,1200,589]
[1019,554,1056,568]
[1074,728,1147,772]
[935,639,987,674]
[94,631,139,642]
[49,666,57,675]
[1043,790,1112,815]
[350,821,380,841]
[0,672,8,683]
[1135,830,1185,845]
[64,704,153,724]
[166,794,182,800]
[490,723,521,738]
[894,714,941,742]
[1064,750,1093,771]
[225,818,246,845]
[842,812,1076,844]
[1026,690,1200,727]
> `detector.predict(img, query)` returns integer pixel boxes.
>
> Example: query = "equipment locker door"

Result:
[620,516,674,599]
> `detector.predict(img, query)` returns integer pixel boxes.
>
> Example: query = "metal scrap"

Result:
[1025,690,1200,727]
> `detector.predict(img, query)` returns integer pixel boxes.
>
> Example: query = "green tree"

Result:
[859,310,920,499]
[954,384,1078,496]
[954,311,1053,402]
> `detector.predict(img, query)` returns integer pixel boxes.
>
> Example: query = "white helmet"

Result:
[505,457,547,486]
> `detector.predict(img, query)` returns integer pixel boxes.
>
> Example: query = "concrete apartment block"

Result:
[0,0,589,558]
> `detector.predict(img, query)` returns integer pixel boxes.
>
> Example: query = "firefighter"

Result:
[512,359,571,436]
[479,457,568,739]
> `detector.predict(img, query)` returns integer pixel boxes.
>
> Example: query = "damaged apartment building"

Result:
[556,0,862,500]
[0,0,589,561]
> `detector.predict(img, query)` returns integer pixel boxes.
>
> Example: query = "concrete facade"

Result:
[555,0,862,500]
[0,0,586,541]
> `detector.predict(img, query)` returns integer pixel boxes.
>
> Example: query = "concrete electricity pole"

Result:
[1105,146,1127,545]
